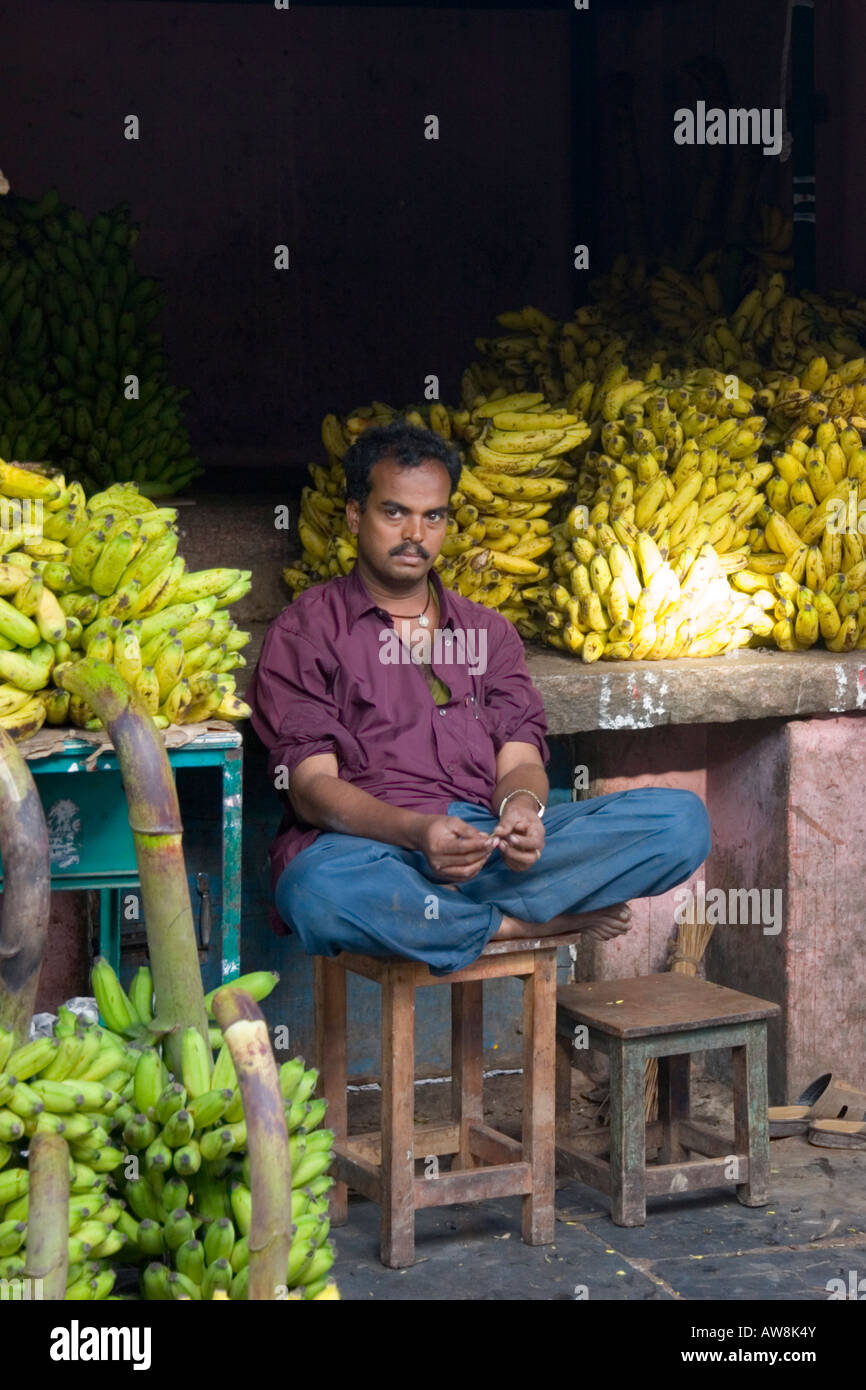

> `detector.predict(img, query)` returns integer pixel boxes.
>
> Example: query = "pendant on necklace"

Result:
[417,613,430,628]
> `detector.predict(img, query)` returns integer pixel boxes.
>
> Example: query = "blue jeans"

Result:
[275,788,712,977]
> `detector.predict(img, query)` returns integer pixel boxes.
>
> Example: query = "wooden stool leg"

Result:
[314,957,347,1226]
[520,947,556,1246]
[609,1039,647,1227]
[451,981,483,1171]
[658,1053,690,1164]
[380,963,417,1267]
[733,1023,770,1207]
[555,1032,573,1131]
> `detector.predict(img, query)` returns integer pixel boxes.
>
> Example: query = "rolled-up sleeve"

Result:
[480,618,550,764]
[247,620,361,784]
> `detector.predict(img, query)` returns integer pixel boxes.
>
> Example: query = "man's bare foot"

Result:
[493,903,632,942]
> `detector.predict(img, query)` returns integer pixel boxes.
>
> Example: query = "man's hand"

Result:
[492,798,545,872]
[416,815,500,883]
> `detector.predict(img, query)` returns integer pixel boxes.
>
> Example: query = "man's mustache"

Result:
[390,543,430,559]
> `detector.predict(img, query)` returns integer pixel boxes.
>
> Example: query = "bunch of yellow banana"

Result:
[739,426,866,650]
[524,525,763,661]
[0,469,252,735]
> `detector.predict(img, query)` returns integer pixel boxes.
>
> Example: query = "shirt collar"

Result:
[344,562,456,631]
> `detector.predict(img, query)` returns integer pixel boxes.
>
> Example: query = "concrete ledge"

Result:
[526,646,866,734]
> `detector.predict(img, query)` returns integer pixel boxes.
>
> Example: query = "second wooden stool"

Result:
[554,972,780,1227]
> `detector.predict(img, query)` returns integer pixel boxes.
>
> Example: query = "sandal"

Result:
[808,1112,866,1150]
[769,1073,866,1138]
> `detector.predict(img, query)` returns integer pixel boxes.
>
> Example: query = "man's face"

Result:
[346,456,452,587]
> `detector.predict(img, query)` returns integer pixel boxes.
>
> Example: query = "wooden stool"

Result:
[314,931,587,1268]
[554,973,780,1227]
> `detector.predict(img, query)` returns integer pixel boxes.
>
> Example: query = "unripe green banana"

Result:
[66,1027,102,1079]
[0,1106,25,1139]
[203,1216,235,1265]
[176,1237,205,1285]
[292,1067,319,1108]
[164,1206,195,1251]
[61,1113,101,1143]
[211,1042,237,1092]
[144,1136,173,1172]
[162,1107,195,1149]
[0,1219,26,1257]
[285,1236,315,1286]
[286,1099,311,1134]
[230,1182,252,1237]
[172,1141,202,1176]
[297,1240,335,1288]
[7,1036,59,1080]
[142,1261,172,1300]
[155,1082,187,1126]
[91,956,139,1033]
[136,1217,165,1257]
[70,1080,116,1112]
[122,1112,159,1150]
[128,966,153,1024]
[199,1127,235,1163]
[180,1027,212,1099]
[301,1096,328,1132]
[132,1048,164,1117]
[291,1147,333,1190]
[278,1058,306,1101]
[87,1145,125,1173]
[202,1257,232,1299]
[159,1174,189,1219]
[115,1208,141,1247]
[229,1233,249,1274]
[205,971,279,1017]
[188,1088,232,1130]
[7,1080,45,1118]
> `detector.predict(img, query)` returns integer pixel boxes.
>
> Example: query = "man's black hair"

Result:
[342,419,462,509]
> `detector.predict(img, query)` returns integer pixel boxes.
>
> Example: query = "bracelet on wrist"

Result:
[497,788,545,820]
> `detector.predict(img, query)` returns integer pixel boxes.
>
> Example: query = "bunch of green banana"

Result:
[0,187,203,495]
[86,956,337,1299]
[0,475,253,734]
[0,1019,139,1300]
[118,1036,337,1300]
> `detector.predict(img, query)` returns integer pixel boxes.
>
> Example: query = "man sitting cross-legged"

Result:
[248,421,711,976]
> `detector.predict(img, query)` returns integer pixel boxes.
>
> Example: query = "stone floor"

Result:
[330,1071,866,1301]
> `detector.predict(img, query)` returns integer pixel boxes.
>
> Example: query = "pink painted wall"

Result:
[706,713,866,1101]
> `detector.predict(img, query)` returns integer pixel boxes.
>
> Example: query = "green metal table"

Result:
[0,728,243,984]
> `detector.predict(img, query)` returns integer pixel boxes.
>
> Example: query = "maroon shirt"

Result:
[246,564,549,935]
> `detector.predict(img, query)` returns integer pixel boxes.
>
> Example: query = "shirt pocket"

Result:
[447,695,498,786]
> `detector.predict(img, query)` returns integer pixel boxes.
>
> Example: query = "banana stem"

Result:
[24,1132,69,1300]
[54,657,208,1073]
[0,728,51,1044]
[212,987,292,1301]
